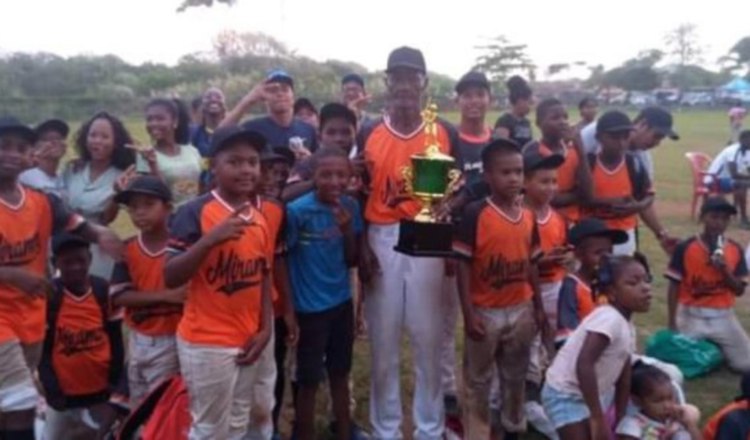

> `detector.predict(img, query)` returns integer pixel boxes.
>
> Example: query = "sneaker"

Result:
[444,394,461,418]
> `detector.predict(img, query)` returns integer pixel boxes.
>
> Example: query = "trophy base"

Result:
[393,219,457,258]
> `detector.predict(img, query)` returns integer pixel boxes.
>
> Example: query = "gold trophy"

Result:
[394,102,462,257]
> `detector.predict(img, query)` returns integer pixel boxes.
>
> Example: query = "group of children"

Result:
[1,50,750,440]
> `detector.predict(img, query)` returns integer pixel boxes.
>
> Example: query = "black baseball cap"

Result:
[266,69,294,88]
[596,110,633,135]
[114,175,173,205]
[386,46,426,74]
[637,107,679,140]
[568,218,629,247]
[341,73,365,88]
[700,196,738,217]
[523,149,564,173]
[52,233,90,256]
[319,102,357,129]
[35,119,69,138]
[455,71,490,94]
[261,148,294,166]
[0,116,36,143]
[209,126,267,157]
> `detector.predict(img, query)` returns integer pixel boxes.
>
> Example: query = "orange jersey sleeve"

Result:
[110,237,183,336]
[0,187,84,344]
[258,196,285,316]
[363,120,454,224]
[168,192,270,348]
[454,199,538,308]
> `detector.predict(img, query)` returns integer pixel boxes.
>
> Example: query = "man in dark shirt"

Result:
[221,69,318,155]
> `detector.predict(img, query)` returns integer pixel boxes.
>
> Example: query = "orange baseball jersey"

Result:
[533,140,582,222]
[665,236,748,309]
[453,198,541,308]
[556,274,595,345]
[586,153,653,231]
[257,195,285,317]
[361,118,456,224]
[51,286,112,396]
[537,208,568,284]
[110,235,183,336]
[168,191,270,348]
[0,185,84,344]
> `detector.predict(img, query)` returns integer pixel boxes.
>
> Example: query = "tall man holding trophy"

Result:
[359,46,460,439]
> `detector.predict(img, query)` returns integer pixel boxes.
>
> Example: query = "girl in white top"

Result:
[134,98,203,207]
[542,254,653,440]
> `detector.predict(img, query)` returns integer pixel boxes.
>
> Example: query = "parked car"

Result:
[628,92,657,107]
[680,91,715,107]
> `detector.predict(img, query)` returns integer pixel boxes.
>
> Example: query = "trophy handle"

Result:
[445,169,462,198]
[402,166,414,195]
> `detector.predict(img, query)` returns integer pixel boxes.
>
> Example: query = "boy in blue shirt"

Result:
[285,148,363,440]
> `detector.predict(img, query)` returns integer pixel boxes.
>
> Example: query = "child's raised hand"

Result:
[113,165,137,193]
[204,202,252,246]
[464,309,487,341]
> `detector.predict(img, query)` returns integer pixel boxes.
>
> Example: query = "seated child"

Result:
[39,234,125,440]
[616,363,701,440]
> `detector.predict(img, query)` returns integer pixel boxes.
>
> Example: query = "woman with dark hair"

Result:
[63,111,136,278]
[134,98,203,206]
[494,75,534,147]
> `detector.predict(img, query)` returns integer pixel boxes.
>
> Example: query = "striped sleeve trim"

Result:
[452,241,473,259]
[664,269,682,282]
[109,282,133,298]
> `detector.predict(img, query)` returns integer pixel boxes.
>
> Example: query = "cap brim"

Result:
[36,119,69,137]
[267,76,294,88]
[571,228,630,246]
[701,205,738,216]
[0,125,37,143]
[455,80,490,94]
[386,63,426,74]
[211,130,267,157]
[526,154,565,172]
[114,188,171,205]
[656,126,679,141]
[600,125,634,134]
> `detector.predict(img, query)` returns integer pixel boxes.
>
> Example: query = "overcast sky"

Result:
[2,0,748,79]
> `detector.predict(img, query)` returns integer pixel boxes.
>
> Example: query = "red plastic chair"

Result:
[685,152,716,219]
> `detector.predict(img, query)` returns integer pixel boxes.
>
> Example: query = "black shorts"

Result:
[295,300,354,386]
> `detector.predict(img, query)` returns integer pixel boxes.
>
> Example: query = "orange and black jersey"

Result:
[665,236,748,309]
[525,140,583,222]
[556,274,595,346]
[168,191,271,348]
[0,185,85,344]
[110,235,183,336]
[39,276,124,410]
[537,208,568,284]
[453,198,541,308]
[256,195,286,317]
[585,152,653,230]
[358,116,458,224]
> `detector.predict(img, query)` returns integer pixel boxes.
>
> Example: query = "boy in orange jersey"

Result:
[666,197,750,373]
[454,138,548,440]
[164,126,273,439]
[110,176,185,407]
[0,117,122,440]
[586,111,654,255]
[39,234,124,439]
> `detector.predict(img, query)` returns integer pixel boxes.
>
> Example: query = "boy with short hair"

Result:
[286,148,363,440]
[0,116,121,440]
[19,118,69,197]
[454,138,547,440]
[556,219,629,345]
[110,176,185,407]
[39,233,125,439]
[586,110,654,255]
[666,197,750,373]
[164,125,274,439]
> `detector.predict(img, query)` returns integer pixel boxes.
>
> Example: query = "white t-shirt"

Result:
[704,143,750,185]
[580,121,654,180]
[545,305,636,396]
[136,144,203,207]
[19,167,65,198]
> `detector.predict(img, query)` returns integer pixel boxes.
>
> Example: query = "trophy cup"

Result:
[394,102,461,257]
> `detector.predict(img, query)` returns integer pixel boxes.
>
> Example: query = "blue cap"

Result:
[266,69,294,88]
[342,73,365,88]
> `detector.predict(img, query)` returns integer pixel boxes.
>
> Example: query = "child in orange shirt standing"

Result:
[666,197,750,373]
[164,126,273,439]
[110,176,185,407]
[454,138,548,440]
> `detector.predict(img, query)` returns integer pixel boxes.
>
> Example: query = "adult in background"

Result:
[572,97,598,135]
[359,46,456,440]
[578,106,680,253]
[190,87,227,158]
[704,130,750,227]
[133,98,202,207]
[222,69,318,155]
[494,75,534,147]
[341,73,372,126]
[63,111,136,279]
[728,102,747,145]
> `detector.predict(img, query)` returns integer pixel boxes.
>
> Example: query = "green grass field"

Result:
[110,109,748,439]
